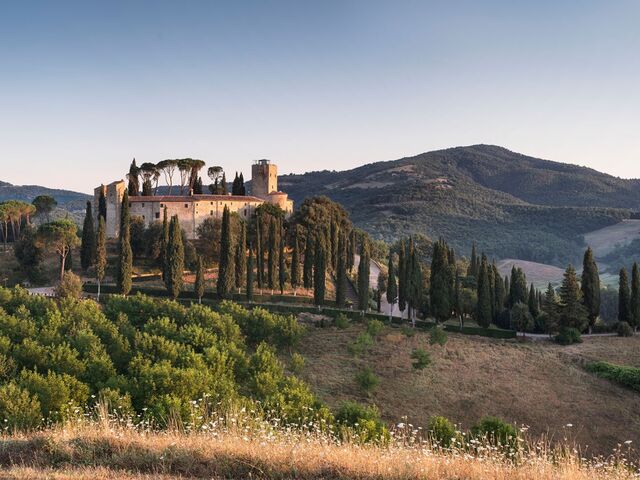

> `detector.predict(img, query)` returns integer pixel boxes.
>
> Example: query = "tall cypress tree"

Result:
[581,247,601,333]
[619,267,631,323]
[127,159,140,196]
[430,240,451,323]
[239,172,246,195]
[476,257,492,328]
[313,234,326,306]
[386,253,398,320]
[408,240,423,323]
[194,255,205,303]
[80,201,96,271]
[347,229,356,273]
[335,233,347,308]
[98,189,107,221]
[468,242,479,280]
[95,216,107,301]
[116,191,132,295]
[291,233,300,294]
[246,244,254,302]
[256,217,263,290]
[493,265,505,321]
[357,237,370,311]
[165,215,184,299]
[160,207,169,280]
[528,283,540,318]
[558,265,587,331]
[235,221,246,293]
[631,262,640,331]
[509,266,528,308]
[217,206,234,298]
[278,231,286,294]
[267,217,277,292]
[398,241,407,313]
[303,231,314,289]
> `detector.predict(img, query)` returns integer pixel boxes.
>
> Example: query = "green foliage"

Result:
[471,416,520,449]
[429,326,448,346]
[427,415,457,448]
[366,319,384,338]
[334,313,349,329]
[586,361,640,392]
[55,272,83,299]
[581,247,600,329]
[313,234,326,306]
[355,366,379,393]
[35,218,80,281]
[430,239,452,322]
[511,302,533,334]
[194,256,205,302]
[0,382,42,431]
[14,225,43,281]
[164,216,185,299]
[410,348,431,370]
[400,325,416,337]
[335,401,389,444]
[217,206,235,298]
[95,217,107,292]
[475,258,492,328]
[617,321,633,337]
[554,327,583,345]
[80,201,96,271]
[348,332,373,356]
[558,265,587,332]
[618,268,631,323]
[357,237,370,311]
[116,192,132,295]
[289,352,305,375]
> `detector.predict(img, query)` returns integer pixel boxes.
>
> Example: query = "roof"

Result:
[129,194,264,203]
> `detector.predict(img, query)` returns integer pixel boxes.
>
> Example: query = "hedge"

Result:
[585,361,640,392]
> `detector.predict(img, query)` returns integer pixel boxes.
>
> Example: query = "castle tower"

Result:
[93,180,126,238]
[251,159,277,200]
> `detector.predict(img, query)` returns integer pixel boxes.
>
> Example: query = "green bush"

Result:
[334,313,350,329]
[410,348,431,370]
[355,367,379,393]
[427,415,457,448]
[471,416,521,449]
[348,332,374,356]
[617,321,633,337]
[586,361,640,392]
[366,319,384,338]
[289,352,305,375]
[56,272,83,299]
[429,327,448,346]
[554,327,582,345]
[400,325,416,337]
[0,382,42,431]
[335,401,389,444]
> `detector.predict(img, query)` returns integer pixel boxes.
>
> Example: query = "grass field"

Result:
[293,321,640,458]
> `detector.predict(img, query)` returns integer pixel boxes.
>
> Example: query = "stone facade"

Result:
[94,160,294,239]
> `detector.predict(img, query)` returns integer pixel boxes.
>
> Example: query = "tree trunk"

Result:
[60,253,66,281]
[389,303,393,322]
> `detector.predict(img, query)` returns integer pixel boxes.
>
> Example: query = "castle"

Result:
[95,159,293,239]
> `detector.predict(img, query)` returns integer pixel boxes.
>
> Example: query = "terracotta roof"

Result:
[129,195,264,203]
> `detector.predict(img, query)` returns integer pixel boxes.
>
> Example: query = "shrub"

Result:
[355,367,379,393]
[349,332,374,356]
[427,415,457,448]
[366,319,384,338]
[335,401,389,444]
[554,327,582,345]
[0,382,42,431]
[410,348,431,370]
[586,361,640,392]
[429,327,448,346]
[400,325,415,337]
[334,313,349,329]
[56,272,83,299]
[471,416,520,449]
[289,352,305,375]
[617,321,633,337]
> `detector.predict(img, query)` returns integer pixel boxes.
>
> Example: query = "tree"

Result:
[335,233,347,308]
[278,232,286,295]
[217,206,234,298]
[512,302,533,337]
[160,207,169,281]
[528,283,539,318]
[509,266,528,308]
[55,271,83,299]
[95,216,107,301]
[157,159,178,195]
[398,241,407,313]
[581,247,601,333]
[357,237,370,311]
[467,241,479,280]
[98,188,107,221]
[164,216,185,299]
[290,233,300,295]
[116,191,133,295]
[14,225,42,281]
[127,159,140,196]
[541,283,559,335]
[194,255,205,303]
[631,263,640,332]
[430,240,451,323]
[386,253,398,321]
[80,201,96,271]
[618,267,631,324]
[303,232,314,289]
[32,195,57,222]
[558,265,587,332]
[247,244,254,302]
[376,272,386,313]
[35,219,79,281]
[476,257,492,328]
[235,221,247,293]
[313,234,326,306]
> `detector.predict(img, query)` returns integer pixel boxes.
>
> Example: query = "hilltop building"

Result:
[94,159,293,239]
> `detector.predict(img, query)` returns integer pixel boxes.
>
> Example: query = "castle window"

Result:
[160,203,164,208]
[128,203,131,208]
[244,209,247,216]
[155,212,160,219]
[141,203,145,207]
[210,210,213,215]
[184,203,189,208]
[142,215,145,220]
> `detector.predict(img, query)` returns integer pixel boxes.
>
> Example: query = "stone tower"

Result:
[93,180,126,238]
[251,159,277,199]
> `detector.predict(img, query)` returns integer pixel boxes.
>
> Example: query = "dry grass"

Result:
[0,422,636,480]
[295,324,640,457]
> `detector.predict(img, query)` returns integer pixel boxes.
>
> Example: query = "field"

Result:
[496,258,566,288]
[584,220,640,257]
[294,321,640,458]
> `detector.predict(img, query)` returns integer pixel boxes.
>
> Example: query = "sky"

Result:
[1,0,639,193]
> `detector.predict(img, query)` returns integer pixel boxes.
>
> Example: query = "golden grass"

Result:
[0,422,637,480]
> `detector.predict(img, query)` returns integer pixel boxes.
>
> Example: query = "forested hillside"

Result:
[281,145,636,265]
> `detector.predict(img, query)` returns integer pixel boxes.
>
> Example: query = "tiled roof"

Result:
[129,195,264,203]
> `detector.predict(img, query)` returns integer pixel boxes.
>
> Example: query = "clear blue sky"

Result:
[1,1,639,192]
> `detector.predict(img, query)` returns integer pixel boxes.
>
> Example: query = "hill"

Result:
[281,145,635,265]
[294,322,640,457]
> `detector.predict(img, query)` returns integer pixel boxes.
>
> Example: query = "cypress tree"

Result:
[468,242,479,279]
[303,231,314,289]
[235,221,246,293]
[335,233,347,308]
[256,217,263,290]
[581,247,601,333]
[239,172,246,195]
[98,189,107,221]
[509,266,528,307]
[80,201,96,271]
[221,173,227,194]
[165,215,184,299]
[493,266,505,321]
[217,206,234,298]
[503,275,510,308]
[194,255,205,303]
[127,159,140,196]
[430,240,451,323]
[116,191,132,295]
[357,237,370,311]
[619,267,631,323]
[476,257,492,328]
[246,244,254,301]
[95,216,107,301]
[278,231,286,294]
[347,229,356,272]
[160,207,169,280]
[408,240,423,324]
[398,241,407,313]
[267,217,277,292]
[386,253,398,321]
[313,234,326,306]
[631,262,640,331]
[291,233,300,294]
[558,265,587,331]
[528,283,539,318]
[454,273,463,328]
